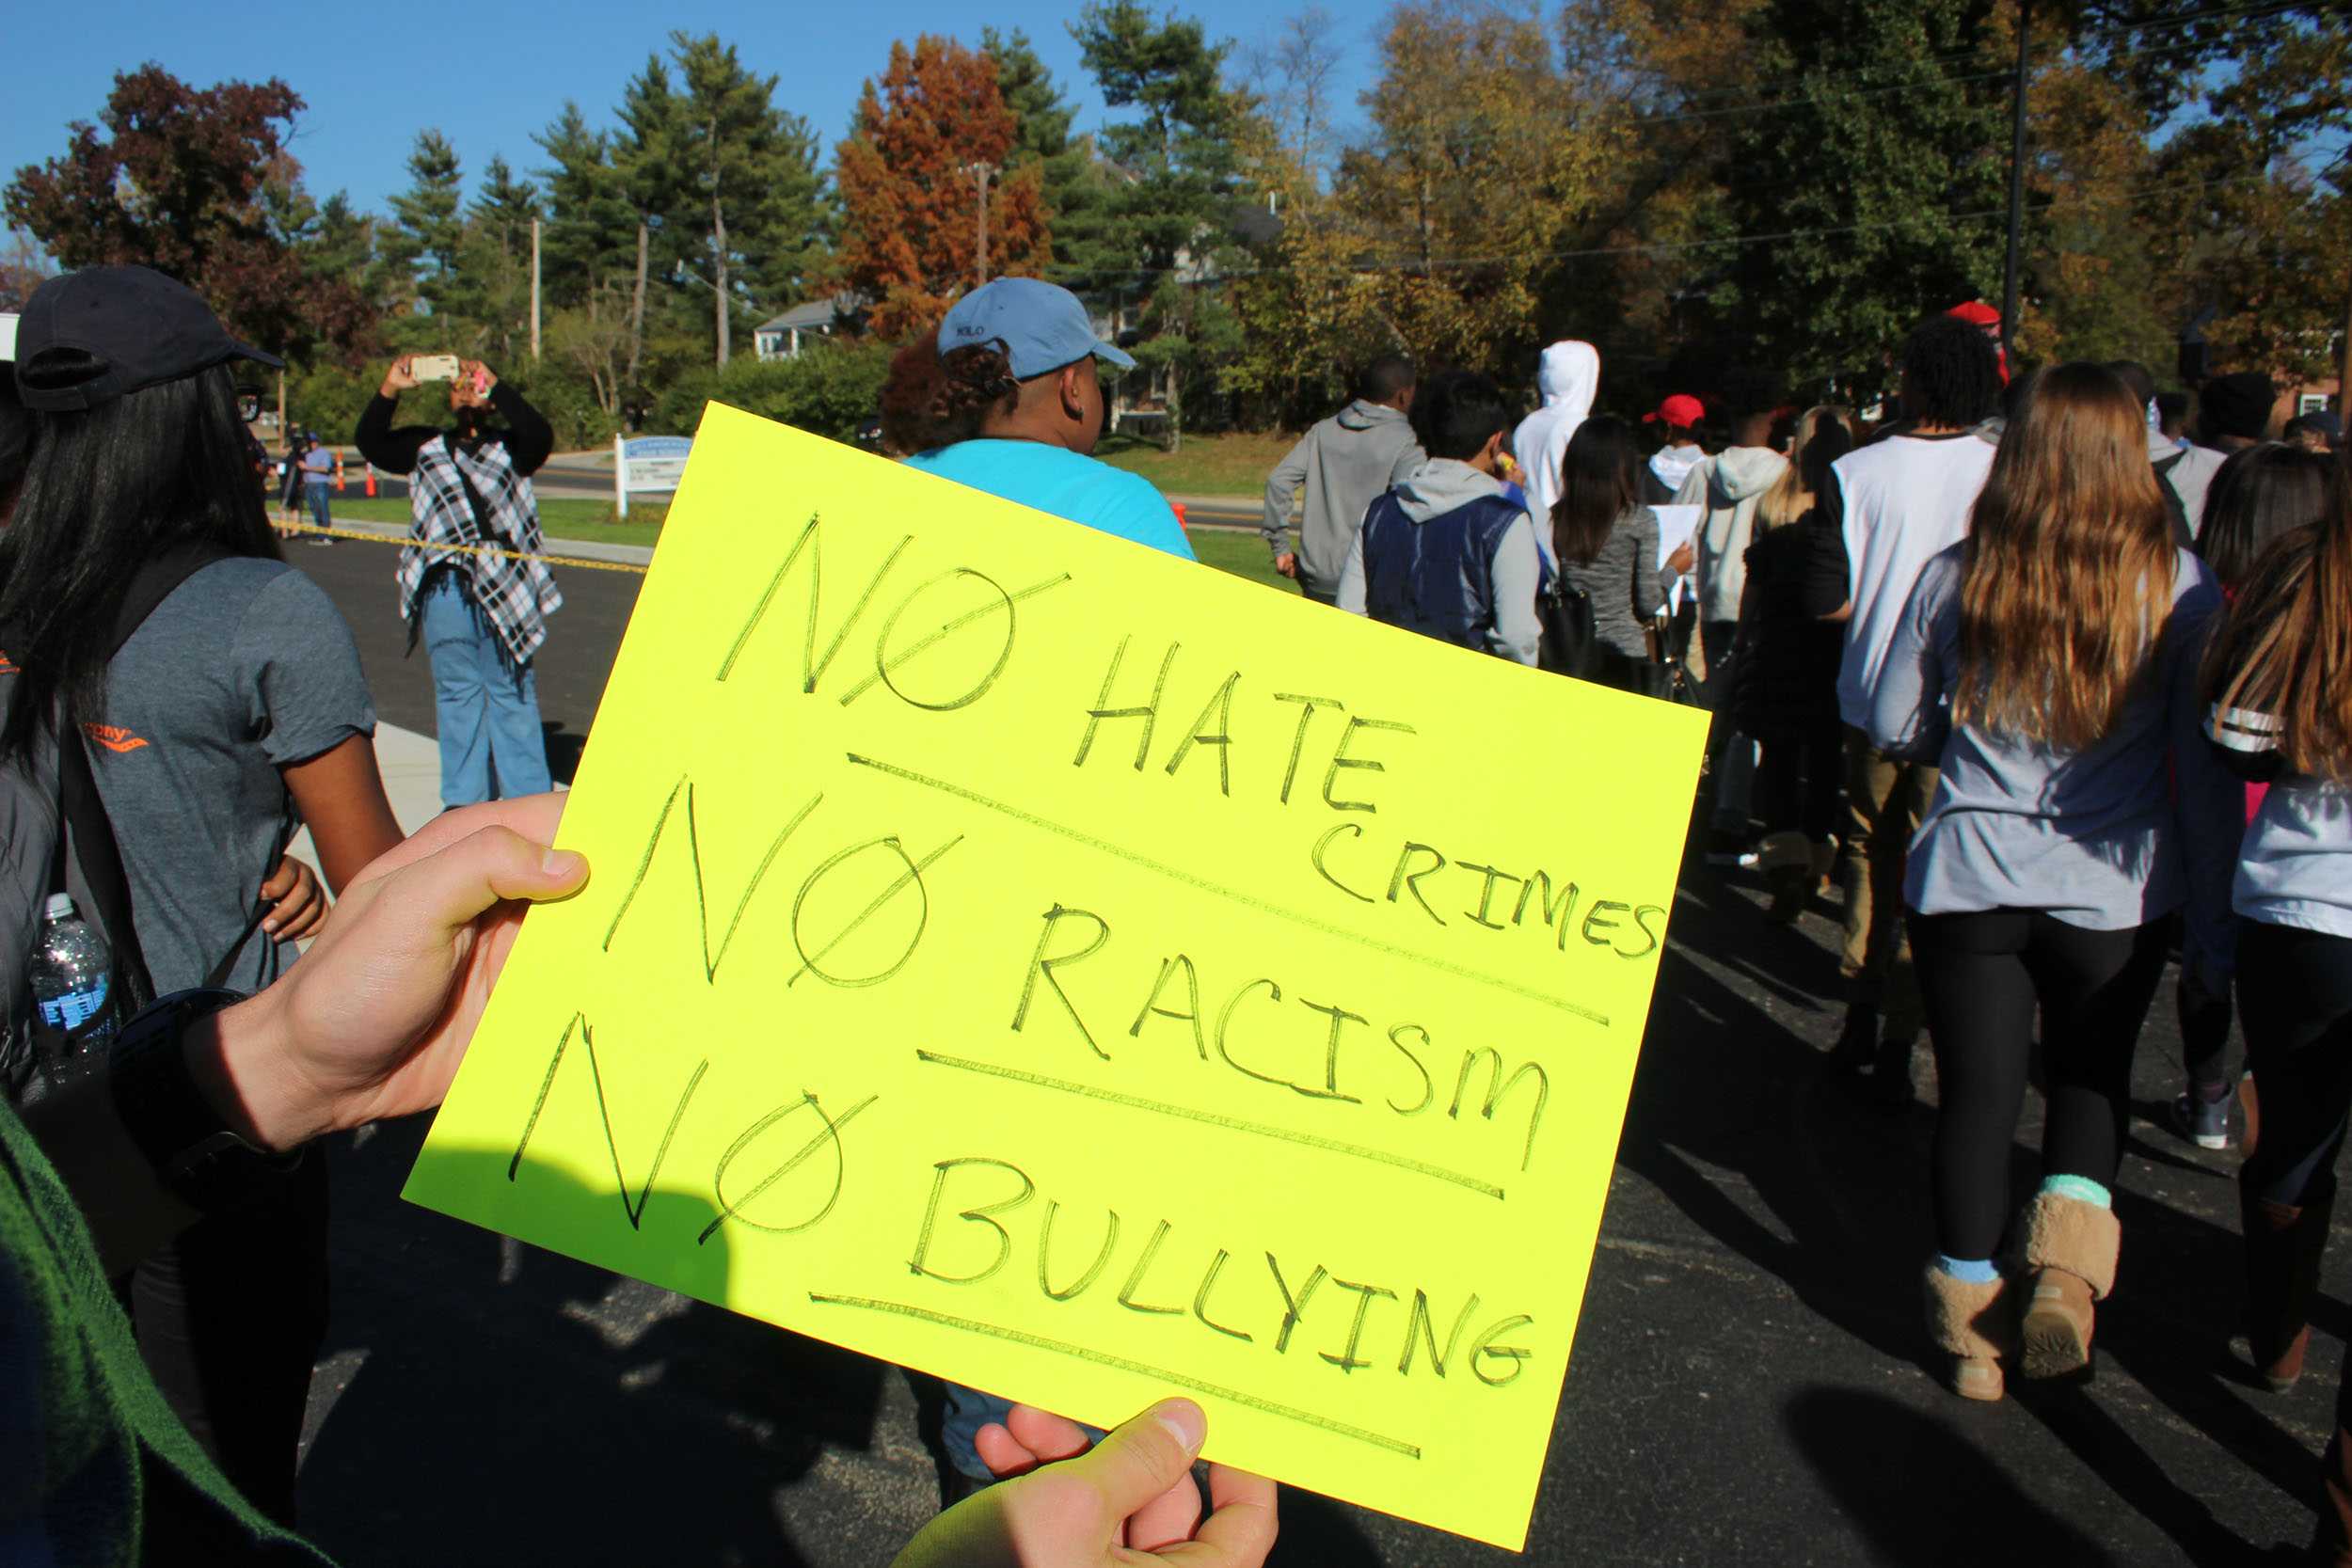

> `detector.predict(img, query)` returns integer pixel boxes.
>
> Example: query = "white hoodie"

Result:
[1511,341,1599,527]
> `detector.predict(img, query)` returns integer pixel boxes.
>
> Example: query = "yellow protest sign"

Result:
[405,404,1708,1550]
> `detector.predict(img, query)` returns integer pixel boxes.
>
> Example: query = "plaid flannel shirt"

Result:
[397,433,564,668]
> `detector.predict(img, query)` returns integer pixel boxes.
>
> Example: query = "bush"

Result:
[511,364,624,451]
[647,340,893,443]
[285,362,377,447]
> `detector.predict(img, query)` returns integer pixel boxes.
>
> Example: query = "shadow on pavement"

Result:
[1785,1386,2118,1564]
[1629,816,2324,1562]
[299,1120,888,1567]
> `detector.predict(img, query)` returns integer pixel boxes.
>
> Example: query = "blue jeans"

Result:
[304,478,331,529]
[420,571,550,808]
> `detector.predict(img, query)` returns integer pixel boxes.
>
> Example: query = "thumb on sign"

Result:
[890,1399,1279,1567]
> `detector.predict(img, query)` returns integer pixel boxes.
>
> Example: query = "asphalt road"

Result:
[284,546,2321,1566]
[304,455,620,506]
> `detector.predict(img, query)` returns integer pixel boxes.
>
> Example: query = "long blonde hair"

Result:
[1756,404,1858,531]
[2202,461,2352,781]
[1953,363,2178,752]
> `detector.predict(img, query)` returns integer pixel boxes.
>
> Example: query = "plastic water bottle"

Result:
[30,894,114,1053]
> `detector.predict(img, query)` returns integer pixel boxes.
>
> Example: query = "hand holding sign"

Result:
[407,405,1706,1549]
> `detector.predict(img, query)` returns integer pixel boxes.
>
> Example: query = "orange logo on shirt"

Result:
[0,650,15,673]
[83,723,149,754]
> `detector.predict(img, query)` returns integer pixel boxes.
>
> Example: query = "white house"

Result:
[753,294,862,360]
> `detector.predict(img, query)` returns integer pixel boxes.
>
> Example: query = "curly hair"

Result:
[1901,315,2004,429]
[938,341,1022,420]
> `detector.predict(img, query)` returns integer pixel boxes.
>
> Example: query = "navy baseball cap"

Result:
[14,264,281,412]
[938,277,1134,379]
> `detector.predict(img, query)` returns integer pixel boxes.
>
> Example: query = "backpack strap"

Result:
[55,544,235,1015]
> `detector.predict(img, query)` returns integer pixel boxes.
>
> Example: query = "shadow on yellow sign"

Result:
[405,402,1708,1550]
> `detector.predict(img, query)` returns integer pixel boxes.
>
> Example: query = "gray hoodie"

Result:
[1334,458,1544,666]
[1676,445,1788,625]
[1262,400,1425,598]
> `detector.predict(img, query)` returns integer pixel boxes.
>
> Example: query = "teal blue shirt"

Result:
[903,440,1195,561]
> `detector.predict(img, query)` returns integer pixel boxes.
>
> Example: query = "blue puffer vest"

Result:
[1358,490,1524,655]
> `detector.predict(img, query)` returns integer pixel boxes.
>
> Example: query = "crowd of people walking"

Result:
[0,257,2347,1562]
[1255,304,2352,1560]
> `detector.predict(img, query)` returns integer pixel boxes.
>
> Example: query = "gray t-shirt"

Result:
[90,558,374,994]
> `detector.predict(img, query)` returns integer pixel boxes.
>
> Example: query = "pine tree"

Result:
[532,101,635,314]
[1070,0,1254,444]
[383,129,467,323]
[672,31,828,367]
[612,57,688,385]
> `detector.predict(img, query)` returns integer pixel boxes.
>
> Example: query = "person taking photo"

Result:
[356,355,561,810]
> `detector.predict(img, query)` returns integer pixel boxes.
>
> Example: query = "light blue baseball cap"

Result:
[937,277,1135,379]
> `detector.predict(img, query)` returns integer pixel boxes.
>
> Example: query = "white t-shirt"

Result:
[1831,432,1997,730]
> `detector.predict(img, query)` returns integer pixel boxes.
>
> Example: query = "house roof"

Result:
[756,293,862,333]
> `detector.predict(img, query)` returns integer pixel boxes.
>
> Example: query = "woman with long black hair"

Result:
[2202,459,2352,1556]
[1869,362,2241,1401]
[1548,414,1691,673]
[3,265,404,1521]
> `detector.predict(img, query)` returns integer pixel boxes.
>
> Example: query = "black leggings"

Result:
[1912,909,2169,1259]
[124,1153,329,1525]
[2238,920,2352,1209]
[1756,715,1844,843]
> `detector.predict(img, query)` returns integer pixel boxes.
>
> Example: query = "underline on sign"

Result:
[915,1050,1504,1200]
[805,1291,1424,1459]
[843,752,1610,1027]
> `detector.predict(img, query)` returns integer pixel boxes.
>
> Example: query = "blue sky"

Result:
[4,1,1378,219]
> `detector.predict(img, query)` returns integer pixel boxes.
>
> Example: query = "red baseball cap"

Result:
[1645,393,1705,429]
[1946,300,2001,328]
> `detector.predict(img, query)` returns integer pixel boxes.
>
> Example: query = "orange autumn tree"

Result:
[834,36,1051,340]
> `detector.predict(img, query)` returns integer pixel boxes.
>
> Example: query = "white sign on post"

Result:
[613,435,693,518]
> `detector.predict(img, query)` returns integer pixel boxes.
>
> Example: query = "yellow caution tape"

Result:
[279,523,651,577]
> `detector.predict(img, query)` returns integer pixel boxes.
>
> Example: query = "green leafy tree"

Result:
[1708,0,2013,388]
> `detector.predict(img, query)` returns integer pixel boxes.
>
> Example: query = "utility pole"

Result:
[963,161,998,287]
[1999,0,2031,369]
[530,217,542,364]
[2339,254,2351,422]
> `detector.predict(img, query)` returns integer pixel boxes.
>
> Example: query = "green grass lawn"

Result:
[320,497,666,550]
[1094,429,1295,496]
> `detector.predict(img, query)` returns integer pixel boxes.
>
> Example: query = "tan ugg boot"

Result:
[1923,1263,2013,1401]
[2017,1190,2120,1379]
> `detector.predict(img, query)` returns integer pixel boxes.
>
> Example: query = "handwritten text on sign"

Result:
[405,404,1708,1550]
